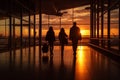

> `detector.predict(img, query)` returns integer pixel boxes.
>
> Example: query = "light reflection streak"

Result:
[75,46,88,80]
[76,46,85,72]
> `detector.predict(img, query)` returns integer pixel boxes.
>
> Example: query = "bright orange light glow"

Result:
[75,46,88,80]
[76,46,85,73]
[31,29,34,37]
[23,28,28,36]
[80,30,89,36]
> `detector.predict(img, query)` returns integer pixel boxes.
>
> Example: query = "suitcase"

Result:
[42,43,49,53]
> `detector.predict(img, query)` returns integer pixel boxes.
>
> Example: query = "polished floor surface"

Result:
[0,46,120,80]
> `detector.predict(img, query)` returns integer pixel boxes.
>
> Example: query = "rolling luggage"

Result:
[42,43,49,53]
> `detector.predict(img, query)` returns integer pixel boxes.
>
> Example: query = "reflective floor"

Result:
[0,46,120,80]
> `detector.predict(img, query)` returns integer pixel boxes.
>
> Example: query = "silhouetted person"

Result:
[69,22,81,55]
[58,28,68,56]
[45,26,55,56]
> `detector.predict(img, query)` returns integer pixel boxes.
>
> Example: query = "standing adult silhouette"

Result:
[45,26,55,56]
[58,28,68,56]
[69,22,81,55]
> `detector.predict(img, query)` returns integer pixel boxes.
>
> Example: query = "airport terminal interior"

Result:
[0,0,120,80]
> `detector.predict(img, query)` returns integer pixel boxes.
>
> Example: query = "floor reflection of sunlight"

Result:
[75,46,89,80]
[0,46,120,80]
[77,46,84,71]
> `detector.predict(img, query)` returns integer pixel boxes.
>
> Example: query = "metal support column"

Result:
[93,2,96,38]
[5,19,7,37]
[101,0,104,47]
[90,0,93,38]
[97,0,99,38]
[9,16,12,50]
[9,0,12,50]
[107,0,111,49]
[38,0,42,73]
[38,0,42,58]
[20,9,23,47]
[20,9,23,68]
[33,11,36,69]
[13,18,16,65]
[13,18,15,48]
[34,12,36,46]
[28,11,31,47]
[28,12,31,68]
[119,1,120,53]
[39,10,42,56]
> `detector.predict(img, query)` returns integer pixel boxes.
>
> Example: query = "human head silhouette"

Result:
[49,26,53,31]
[61,28,65,33]
[73,22,76,26]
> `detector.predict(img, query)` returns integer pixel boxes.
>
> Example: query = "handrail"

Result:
[90,38,120,40]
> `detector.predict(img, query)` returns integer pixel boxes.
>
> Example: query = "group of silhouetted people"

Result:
[45,22,82,56]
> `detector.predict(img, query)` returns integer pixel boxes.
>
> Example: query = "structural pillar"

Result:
[5,19,7,37]
[28,11,31,47]
[9,0,12,50]
[90,0,93,38]
[9,16,12,50]
[97,0,99,38]
[39,0,42,58]
[20,8,23,47]
[93,1,96,38]
[101,0,104,47]
[34,12,36,46]
[119,1,120,53]
[107,0,111,49]
[13,18,15,48]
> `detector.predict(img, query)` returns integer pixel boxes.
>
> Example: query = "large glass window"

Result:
[110,8,119,50]
[42,5,90,43]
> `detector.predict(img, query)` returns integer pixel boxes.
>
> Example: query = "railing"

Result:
[0,37,8,49]
[90,38,120,54]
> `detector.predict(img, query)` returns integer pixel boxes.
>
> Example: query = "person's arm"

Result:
[69,28,72,40]
[45,32,48,41]
[53,32,56,41]
[65,32,68,37]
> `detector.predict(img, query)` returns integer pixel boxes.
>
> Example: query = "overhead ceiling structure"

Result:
[0,0,90,17]
[0,0,118,17]
[40,0,90,16]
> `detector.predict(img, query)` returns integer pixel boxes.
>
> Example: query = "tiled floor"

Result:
[0,46,120,80]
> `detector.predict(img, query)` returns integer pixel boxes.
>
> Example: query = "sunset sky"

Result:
[42,5,90,37]
[0,5,119,37]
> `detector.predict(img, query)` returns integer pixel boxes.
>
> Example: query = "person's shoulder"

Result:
[76,26,80,29]
[70,26,73,28]
[71,26,74,29]
[76,26,79,28]
[70,27,73,30]
[46,31,49,34]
